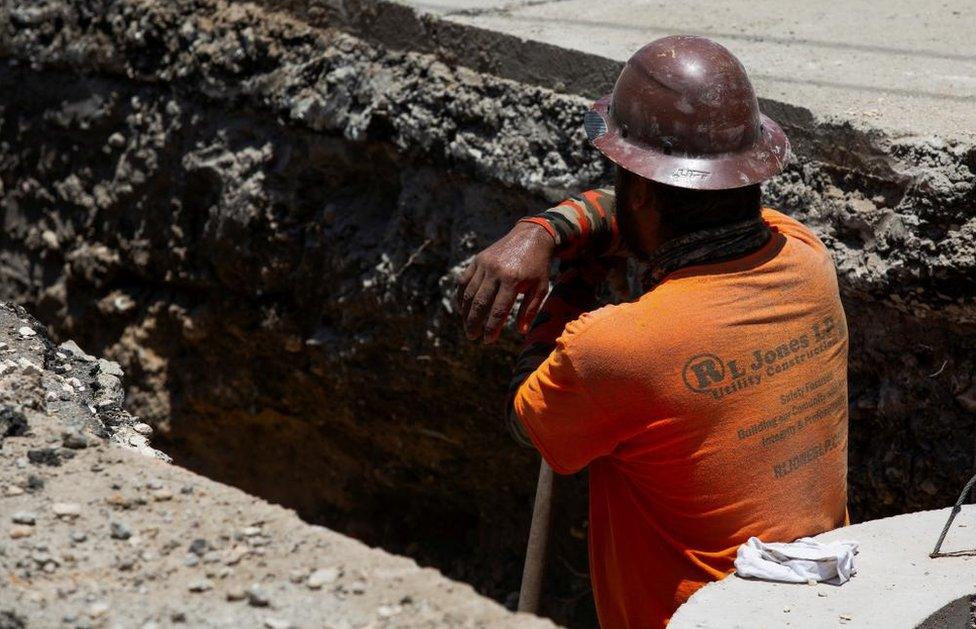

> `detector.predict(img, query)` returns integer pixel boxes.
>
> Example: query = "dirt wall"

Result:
[1,1,975,627]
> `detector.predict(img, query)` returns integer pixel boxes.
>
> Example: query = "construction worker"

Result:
[456,36,849,628]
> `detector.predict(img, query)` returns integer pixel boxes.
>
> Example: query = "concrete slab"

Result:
[670,506,976,628]
[400,0,976,139]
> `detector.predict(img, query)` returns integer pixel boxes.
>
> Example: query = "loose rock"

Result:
[307,567,339,589]
[189,538,208,556]
[110,521,132,540]
[223,545,249,566]
[0,406,27,436]
[27,448,61,467]
[247,584,270,607]
[52,502,81,519]
[188,579,214,593]
[377,604,403,618]
[17,358,42,376]
[62,430,89,449]
[11,511,37,525]
[88,601,110,619]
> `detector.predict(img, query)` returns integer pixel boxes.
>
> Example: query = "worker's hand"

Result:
[456,221,556,343]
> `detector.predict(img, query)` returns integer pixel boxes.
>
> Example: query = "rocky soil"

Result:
[0,302,553,628]
[0,1,974,627]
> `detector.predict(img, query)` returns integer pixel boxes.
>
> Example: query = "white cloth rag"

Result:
[734,536,859,585]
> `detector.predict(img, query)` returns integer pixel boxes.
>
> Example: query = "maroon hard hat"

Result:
[584,36,790,190]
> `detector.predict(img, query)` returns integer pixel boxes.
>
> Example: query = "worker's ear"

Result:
[615,171,664,259]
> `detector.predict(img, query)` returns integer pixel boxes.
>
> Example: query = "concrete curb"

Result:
[672,506,976,628]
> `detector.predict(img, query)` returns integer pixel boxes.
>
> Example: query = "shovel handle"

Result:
[518,459,555,614]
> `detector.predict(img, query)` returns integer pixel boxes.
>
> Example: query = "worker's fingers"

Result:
[464,277,500,340]
[516,281,549,335]
[482,284,518,344]
[459,266,486,322]
[455,260,479,311]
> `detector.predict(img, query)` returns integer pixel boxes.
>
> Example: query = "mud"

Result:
[1,1,974,627]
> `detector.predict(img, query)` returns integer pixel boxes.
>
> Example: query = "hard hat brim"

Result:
[586,96,791,191]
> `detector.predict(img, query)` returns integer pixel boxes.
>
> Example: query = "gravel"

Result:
[110,521,132,540]
[9,525,33,539]
[189,538,208,556]
[11,511,37,525]
[247,585,271,608]
[307,567,339,589]
[188,579,214,593]
[52,502,81,519]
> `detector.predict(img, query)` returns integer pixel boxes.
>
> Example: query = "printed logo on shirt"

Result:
[680,315,844,400]
[681,314,849,480]
[681,353,727,392]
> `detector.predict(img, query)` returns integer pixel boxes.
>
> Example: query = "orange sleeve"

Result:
[513,315,622,474]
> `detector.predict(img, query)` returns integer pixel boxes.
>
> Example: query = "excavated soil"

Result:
[0,302,552,628]
[1,1,975,627]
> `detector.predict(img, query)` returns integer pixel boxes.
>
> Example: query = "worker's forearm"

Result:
[505,261,607,444]
[503,189,622,442]
[518,188,626,260]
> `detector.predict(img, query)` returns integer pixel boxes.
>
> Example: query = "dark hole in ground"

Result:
[916,594,976,629]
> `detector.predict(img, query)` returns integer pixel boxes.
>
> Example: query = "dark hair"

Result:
[616,168,762,237]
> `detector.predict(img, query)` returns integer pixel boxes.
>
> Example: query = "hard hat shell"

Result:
[584,35,790,190]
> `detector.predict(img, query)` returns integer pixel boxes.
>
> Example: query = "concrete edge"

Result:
[671,506,976,629]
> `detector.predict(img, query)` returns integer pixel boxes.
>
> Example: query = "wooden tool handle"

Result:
[518,459,555,614]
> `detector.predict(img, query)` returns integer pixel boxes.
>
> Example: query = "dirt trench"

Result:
[1,1,975,628]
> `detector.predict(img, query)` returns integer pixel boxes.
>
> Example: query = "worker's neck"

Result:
[614,183,668,261]
[640,216,771,289]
